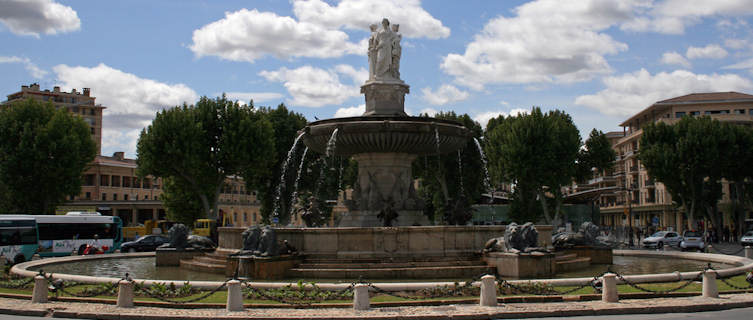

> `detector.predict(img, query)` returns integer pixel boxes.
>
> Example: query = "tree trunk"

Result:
[538,190,552,224]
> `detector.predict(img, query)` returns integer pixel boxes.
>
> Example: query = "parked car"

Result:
[741,231,753,247]
[642,231,681,249]
[679,230,705,251]
[120,235,169,252]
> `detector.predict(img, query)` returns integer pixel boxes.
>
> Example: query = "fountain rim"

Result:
[11,250,753,290]
[303,115,469,128]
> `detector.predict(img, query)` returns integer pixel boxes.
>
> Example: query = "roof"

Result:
[620,91,753,127]
[656,92,753,104]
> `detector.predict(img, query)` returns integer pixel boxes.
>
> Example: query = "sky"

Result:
[2,0,753,158]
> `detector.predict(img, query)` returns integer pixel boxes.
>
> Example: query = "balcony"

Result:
[644,179,655,188]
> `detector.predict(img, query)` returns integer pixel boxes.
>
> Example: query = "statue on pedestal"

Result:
[370,18,402,82]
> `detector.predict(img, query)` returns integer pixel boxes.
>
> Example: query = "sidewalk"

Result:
[1,293,752,319]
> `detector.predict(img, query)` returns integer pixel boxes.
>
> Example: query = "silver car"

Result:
[741,231,753,247]
[679,230,705,251]
[643,231,682,249]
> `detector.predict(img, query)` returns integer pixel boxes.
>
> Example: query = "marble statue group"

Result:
[368,18,402,81]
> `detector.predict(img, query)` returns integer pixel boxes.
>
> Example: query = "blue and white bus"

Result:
[0,216,39,264]
[5,212,123,257]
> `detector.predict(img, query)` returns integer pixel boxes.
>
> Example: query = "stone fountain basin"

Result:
[301,116,471,156]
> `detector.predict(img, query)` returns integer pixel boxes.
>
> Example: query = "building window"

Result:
[102,193,106,200]
[124,194,129,201]
[72,107,79,113]
[233,212,238,222]
[89,109,95,115]
[100,175,109,187]
[83,174,96,186]
[85,192,91,200]
[90,127,95,135]
[690,111,700,116]
[749,109,753,115]
[111,175,120,187]
[675,112,686,118]
[244,213,248,222]
[735,109,745,114]
[113,194,118,200]
[123,176,131,188]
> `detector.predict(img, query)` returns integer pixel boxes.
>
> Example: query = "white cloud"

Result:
[333,104,364,118]
[622,0,753,34]
[53,63,199,156]
[225,92,284,104]
[574,69,753,117]
[660,51,691,68]
[0,55,47,78]
[190,9,361,63]
[441,0,633,90]
[421,84,469,105]
[418,107,439,117]
[724,38,749,49]
[686,44,728,59]
[473,109,528,129]
[723,58,753,75]
[259,65,364,107]
[0,0,80,37]
[292,0,450,39]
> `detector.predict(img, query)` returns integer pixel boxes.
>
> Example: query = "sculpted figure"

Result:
[390,24,402,79]
[187,235,216,250]
[257,226,279,257]
[161,223,189,250]
[374,18,396,80]
[367,24,378,80]
[499,222,542,253]
[240,226,261,255]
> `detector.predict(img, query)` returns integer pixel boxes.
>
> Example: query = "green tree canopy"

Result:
[484,107,582,225]
[137,95,276,222]
[0,98,96,214]
[576,129,616,182]
[412,111,485,225]
[639,116,727,235]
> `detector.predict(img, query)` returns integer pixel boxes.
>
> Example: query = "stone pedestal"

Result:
[702,270,718,298]
[601,273,618,302]
[117,280,134,308]
[353,284,370,310]
[228,255,301,280]
[155,247,204,266]
[226,279,244,312]
[31,275,47,303]
[361,82,409,116]
[484,251,555,278]
[479,275,498,306]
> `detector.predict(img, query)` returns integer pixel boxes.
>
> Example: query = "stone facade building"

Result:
[573,92,753,233]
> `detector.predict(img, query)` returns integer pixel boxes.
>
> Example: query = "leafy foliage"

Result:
[0,99,96,214]
[137,95,276,222]
[484,107,581,224]
[576,129,616,182]
[412,112,485,225]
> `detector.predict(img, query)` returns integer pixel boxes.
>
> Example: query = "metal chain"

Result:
[709,246,745,255]
[242,281,354,305]
[135,280,228,304]
[52,282,118,298]
[614,271,701,294]
[0,276,34,289]
[365,273,485,300]
[496,274,602,296]
[718,276,753,290]
[705,265,753,290]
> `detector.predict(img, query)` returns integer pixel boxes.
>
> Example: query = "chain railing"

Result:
[133,279,229,304]
[242,280,354,305]
[705,265,753,291]
[0,275,35,289]
[496,273,605,296]
[708,245,746,256]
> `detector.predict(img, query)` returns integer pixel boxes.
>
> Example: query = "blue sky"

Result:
[2,0,753,158]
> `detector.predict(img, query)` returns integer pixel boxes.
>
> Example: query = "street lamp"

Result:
[623,185,634,247]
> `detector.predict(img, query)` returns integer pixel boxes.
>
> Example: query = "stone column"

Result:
[353,284,370,310]
[702,270,718,298]
[744,246,753,259]
[601,273,618,302]
[117,280,134,308]
[31,275,48,303]
[479,275,498,307]
[226,279,244,312]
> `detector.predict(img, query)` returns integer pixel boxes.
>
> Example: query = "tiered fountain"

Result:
[302,18,471,227]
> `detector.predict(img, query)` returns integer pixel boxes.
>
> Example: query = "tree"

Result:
[716,123,753,238]
[639,116,726,236]
[137,95,276,222]
[159,177,207,226]
[577,129,616,182]
[412,112,485,225]
[484,107,582,225]
[0,99,96,214]
[246,103,308,225]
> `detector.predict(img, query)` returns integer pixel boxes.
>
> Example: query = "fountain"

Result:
[301,18,471,227]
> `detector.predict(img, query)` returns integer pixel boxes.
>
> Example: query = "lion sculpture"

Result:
[163,223,189,250]
[235,225,279,257]
[484,222,543,254]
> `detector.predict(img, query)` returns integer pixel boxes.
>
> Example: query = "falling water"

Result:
[337,157,344,192]
[473,137,493,200]
[314,128,339,195]
[457,149,464,195]
[288,147,309,218]
[434,127,442,171]
[271,132,305,223]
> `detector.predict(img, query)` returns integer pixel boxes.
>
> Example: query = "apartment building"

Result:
[589,92,753,232]
[3,83,104,154]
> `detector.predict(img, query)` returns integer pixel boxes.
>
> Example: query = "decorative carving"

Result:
[484,222,544,254]
[552,222,614,249]
[163,224,189,250]
[240,226,261,255]
[373,18,402,81]
[257,226,279,257]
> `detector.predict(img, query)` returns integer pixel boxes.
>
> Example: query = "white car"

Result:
[642,231,681,249]
[679,230,705,251]
[741,231,753,247]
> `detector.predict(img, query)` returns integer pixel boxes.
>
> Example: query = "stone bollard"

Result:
[31,275,48,303]
[226,280,244,312]
[117,280,134,308]
[353,284,369,310]
[601,273,618,303]
[479,275,498,307]
[702,270,718,298]
[707,244,713,254]
[745,246,753,259]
